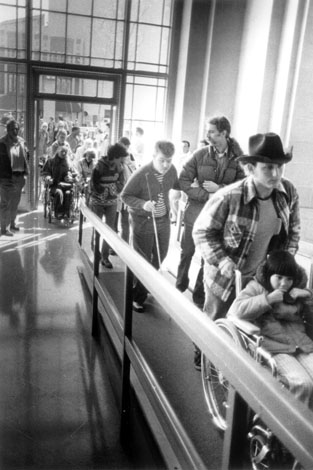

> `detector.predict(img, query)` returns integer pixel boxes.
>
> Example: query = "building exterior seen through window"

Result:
[0,0,174,143]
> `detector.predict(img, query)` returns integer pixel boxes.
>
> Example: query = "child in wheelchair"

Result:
[228,250,313,409]
[42,145,77,219]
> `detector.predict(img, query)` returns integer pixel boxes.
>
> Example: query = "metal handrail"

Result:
[78,200,313,469]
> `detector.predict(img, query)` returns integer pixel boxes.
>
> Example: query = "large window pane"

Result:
[91,18,124,63]
[0,62,26,137]
[68,0,92,16]
[128,23,169,72]
[93,0,125,19]
[66,15,91,62]
[131,0,172,26]
[0,5,26,58]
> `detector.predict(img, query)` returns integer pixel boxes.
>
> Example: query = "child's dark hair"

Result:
[263,250,298,291]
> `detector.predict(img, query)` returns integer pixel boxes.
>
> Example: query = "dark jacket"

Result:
[228,262,313,354]
[0,135,29,179]
[121,161,180,218]
[179,138,244,225]
[42,155,76,189]
[90,156,124,204]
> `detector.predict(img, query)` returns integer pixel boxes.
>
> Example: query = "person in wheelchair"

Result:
[76,149,96,205]
[228,250,313,409]
[42,146,77,219]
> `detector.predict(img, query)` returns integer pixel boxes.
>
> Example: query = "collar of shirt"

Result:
[243,176,288,204]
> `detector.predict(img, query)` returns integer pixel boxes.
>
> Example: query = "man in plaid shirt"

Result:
[193,132,300,321]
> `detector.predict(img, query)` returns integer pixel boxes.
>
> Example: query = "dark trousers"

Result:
[114,207,130,243]
[176,223,205,307]
[0,174,25,231]
[91,203,117,259]
[131,214,170,304]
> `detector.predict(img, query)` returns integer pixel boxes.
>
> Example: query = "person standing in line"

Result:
[132,126,145,167]
[121,140,179,313]
[176,117,244,303]
[114,136,137,243]
[169,140,192,224]
[66,126,81,155]
[176,116,244,370]
[193,132,300,322]
[89,142,128,269]
[49,128,72,159]
[0,120,29,236]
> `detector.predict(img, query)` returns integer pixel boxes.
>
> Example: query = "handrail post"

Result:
[120,266,134,445]
[92,229,100,338]
[222,387,249,470]
[78,208,84,246]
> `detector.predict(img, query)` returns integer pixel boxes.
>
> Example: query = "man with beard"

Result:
[176,115,244,369]
[121,140,179,312]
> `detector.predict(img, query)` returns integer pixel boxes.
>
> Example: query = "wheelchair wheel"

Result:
[201,318,246,431]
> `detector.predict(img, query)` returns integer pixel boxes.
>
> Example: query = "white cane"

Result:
[145,173,162,270]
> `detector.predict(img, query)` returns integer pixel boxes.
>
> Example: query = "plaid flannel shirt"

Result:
[193,176,301,301]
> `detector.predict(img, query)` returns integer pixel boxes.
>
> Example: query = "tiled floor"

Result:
[0,209,132,470]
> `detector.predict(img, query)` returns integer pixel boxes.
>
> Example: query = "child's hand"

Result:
[267,289,284,305]
[288,288,312,300]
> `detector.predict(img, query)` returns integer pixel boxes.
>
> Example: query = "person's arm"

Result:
[116,166,125,194]
[192,191,233,267]
[228,281,272,321]
[179,151,211,203]
[121,170,149,210]
[282,180,301,255]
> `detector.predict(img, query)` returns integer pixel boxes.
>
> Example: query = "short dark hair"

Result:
[6,119,19,131]
[182,140,190,148]
[155,140,175,158]
[136,127,144,136]
[119,136,131,146]
[107,142,129,160]
[263,250,298,291]
[207,116,231,137]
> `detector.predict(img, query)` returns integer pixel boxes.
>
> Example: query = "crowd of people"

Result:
[1,113,313,411]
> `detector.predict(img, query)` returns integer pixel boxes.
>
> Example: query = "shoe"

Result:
[101,258,113,269]
[133,301,145,313]
[1,230,14,237]
[10,224,20,231]
[109,248,117,256]
[194,349,201,371]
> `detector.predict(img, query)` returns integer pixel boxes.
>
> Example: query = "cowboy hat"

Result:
[237,133,292,164]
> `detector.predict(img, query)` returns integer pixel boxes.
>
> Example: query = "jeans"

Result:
[130,213,170,305]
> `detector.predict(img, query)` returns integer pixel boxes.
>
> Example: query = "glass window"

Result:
[0,4,26,59]
[131,0,172,26]
[68,0,92,16]
[38,74,114,100]
[91,18,124,65]
[0,62,26,138]
[128,23,169,73]
[93,0,125,20]
[66,15,91,63]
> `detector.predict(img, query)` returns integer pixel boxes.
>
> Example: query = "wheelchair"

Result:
[43,178,78,226]
[201,273,307,470]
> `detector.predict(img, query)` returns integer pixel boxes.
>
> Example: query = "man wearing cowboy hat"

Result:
[193,132,300,321]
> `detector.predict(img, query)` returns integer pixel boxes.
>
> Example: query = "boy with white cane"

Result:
[121,140,179,313]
